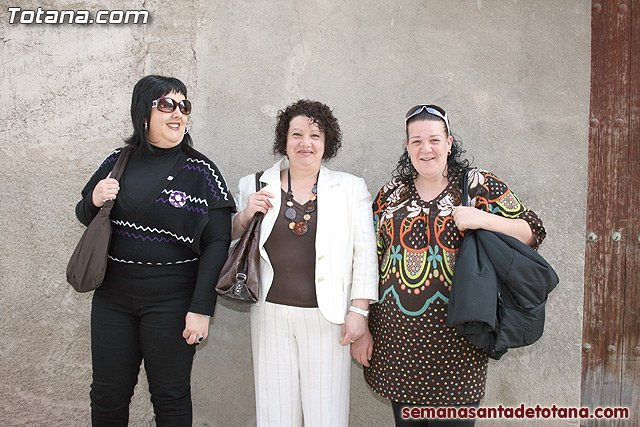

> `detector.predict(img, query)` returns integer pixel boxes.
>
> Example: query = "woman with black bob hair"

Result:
[125,76,196,156]
[75,75,235,426]
[352,104,547,426]
[232,99,378,426]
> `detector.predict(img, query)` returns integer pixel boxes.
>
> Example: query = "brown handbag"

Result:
[215,171,264,302]
[66,147,132,292]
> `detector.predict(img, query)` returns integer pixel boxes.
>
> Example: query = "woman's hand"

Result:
[452,206,535,246]
[340,311,368,346]
[451,206,488,232]
[91,172,120,208]
[350,327,373,367]
[182,312,210,345]
[244,190,274,219]
[232,190,274,239]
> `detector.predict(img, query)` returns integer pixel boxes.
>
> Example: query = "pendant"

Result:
[285,207,297,220]
[293,221,308,235]
[284,169,317,236]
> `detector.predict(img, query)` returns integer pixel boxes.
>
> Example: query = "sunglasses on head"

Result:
[152,97,192,115]
[405,104,450,135]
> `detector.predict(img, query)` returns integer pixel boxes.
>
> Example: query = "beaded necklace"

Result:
[284,169,318,235]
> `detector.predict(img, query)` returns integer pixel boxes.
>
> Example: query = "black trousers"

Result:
[90,269,196,427]
[392,401,480,427]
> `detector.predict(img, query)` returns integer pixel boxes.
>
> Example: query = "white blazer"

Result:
[234,159,378,324]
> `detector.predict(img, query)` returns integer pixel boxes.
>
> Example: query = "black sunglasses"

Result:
[152,97,192,115]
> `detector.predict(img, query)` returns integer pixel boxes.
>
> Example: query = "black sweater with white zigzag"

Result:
[75,143,235,315]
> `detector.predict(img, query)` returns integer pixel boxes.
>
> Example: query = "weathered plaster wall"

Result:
[0,0,590,425]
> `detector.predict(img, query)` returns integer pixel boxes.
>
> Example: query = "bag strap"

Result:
[111,147,132,181]
[100,147,131,212]
[462,168,469,207]
[255,170,265,191]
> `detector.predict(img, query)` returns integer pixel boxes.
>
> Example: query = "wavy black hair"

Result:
[124,75,196,156]
[392,105,469,182]
[273,99,342,160]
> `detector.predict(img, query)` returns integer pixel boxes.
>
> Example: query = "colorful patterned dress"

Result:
[364,168,546,405]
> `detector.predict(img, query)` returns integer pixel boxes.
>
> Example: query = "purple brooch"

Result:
[169,190,187,208]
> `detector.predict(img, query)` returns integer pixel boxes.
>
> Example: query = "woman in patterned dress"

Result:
[351,104,546,426]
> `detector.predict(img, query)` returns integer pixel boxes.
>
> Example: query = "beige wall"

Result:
[0,0,590,425]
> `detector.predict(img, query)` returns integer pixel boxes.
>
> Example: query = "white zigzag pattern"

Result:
[186,158,230,200]
[106,148,122,158]
[97,148,122,168]
[160,189,208,206]
[111,220,194,243]
[108,255,199,265]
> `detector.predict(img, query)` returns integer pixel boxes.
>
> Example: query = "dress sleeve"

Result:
[372,186,387,261]
[189,207,233,316]
[372,187,385,233]
[372,178,404,259]
[468,169,546,248]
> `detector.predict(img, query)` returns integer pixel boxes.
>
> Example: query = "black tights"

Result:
[392,401,479,427]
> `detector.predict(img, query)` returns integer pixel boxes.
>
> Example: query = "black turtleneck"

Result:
[123,143,185,207]
[75,144,232,316]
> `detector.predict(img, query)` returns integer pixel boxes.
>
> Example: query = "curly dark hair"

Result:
[393,105,470,182]
[273,99,342,160]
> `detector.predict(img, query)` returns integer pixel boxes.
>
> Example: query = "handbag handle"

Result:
[111,147,132,181]
[255,170,265,191]
[462,168,469,207]
[100,147,132,213]
[249,170,265,219]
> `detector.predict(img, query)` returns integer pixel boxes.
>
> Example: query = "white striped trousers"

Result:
[250,302,351,427]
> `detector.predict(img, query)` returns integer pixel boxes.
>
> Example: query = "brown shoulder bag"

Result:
[215,171,264,302]
[66,147,131,292]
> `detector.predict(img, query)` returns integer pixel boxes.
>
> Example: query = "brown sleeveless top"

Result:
[264,189,318,307]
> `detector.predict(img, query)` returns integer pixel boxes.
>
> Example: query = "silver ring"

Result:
[197,335,204,343]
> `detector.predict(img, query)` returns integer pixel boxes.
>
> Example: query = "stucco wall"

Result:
[0,0,590,425]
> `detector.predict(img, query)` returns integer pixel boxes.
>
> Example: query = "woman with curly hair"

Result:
[232,99,378,427]
[351,104,546,426]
